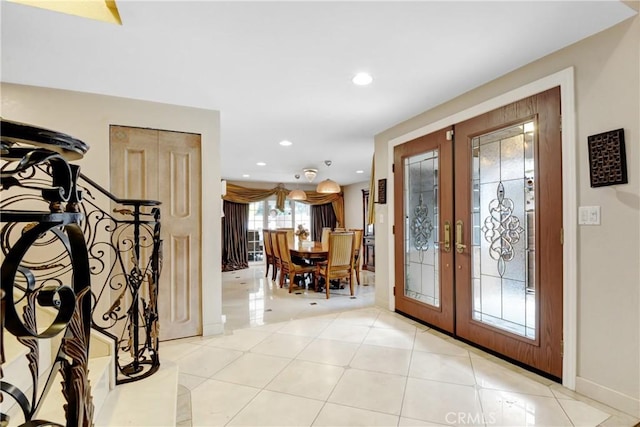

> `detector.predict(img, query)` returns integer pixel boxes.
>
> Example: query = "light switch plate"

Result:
[578,206,601,225]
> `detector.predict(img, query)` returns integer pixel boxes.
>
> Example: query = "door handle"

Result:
[442,221,451,253]
[456,220,466,253]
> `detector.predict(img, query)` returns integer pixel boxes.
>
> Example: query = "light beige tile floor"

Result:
[166,264,639,427]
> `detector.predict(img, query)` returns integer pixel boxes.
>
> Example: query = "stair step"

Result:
[94,361,178,426]
[4,356,113,425]
[1,333,53,420]
[88,356,114,417]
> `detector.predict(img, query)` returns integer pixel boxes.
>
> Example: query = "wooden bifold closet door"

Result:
[111,125,202,340]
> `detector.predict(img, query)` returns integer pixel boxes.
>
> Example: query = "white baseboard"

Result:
[576,376,640,418]
[202,320,224,336]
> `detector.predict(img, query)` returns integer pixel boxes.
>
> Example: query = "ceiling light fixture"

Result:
[356,170,364,174]
[279,140,293,146]
[288,174,307,200]
[316,160,341,194]
[303,168,318,182]
[352,72,373,86]
[256,162,266,166]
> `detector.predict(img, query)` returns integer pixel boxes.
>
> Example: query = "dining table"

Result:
[289,240,328,291]
[289,239,328,262]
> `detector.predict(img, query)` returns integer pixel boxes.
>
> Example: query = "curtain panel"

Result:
[311,204,337,241]
[367,155,376,226]
[222,200,249,272]
[223,182,345,226]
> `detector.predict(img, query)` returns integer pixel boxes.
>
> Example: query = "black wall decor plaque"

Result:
[377,178,387,204]
[588,128,628,188]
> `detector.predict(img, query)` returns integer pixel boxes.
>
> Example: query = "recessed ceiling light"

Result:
[256,162,266,166]
[279,140,292,146]
[242,174,250,178]
[356,170,364,174]
[352,72,373,86]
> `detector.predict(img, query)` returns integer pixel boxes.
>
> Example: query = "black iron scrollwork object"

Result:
[75,173,162,384]
[1,119,93,426]
[1,118,163,395]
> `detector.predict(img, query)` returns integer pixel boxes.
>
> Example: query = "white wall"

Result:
[1,83,224,336]
[374,13,639,416]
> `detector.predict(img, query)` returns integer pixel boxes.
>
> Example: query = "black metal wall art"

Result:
[377,179,387,204]
[588,128,628,187]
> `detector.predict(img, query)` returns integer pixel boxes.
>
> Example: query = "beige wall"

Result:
[374,14,639,416]
[0,83,224,336]
[344,181,370,271]
[343,181,369,230]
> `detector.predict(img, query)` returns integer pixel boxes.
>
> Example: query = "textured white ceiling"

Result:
[1,1,635,186]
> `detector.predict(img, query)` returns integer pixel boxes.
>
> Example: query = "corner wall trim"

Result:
[202,321,225,336]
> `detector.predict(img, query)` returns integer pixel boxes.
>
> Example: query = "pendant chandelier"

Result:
[303,168,318,182]
[288,174,307,200]
[316,160,341,194]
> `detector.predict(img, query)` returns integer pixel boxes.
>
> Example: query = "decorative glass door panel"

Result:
[404,150,440,307]
[471,121,536,339]
[454,87,563,378]
[394,127,455,333]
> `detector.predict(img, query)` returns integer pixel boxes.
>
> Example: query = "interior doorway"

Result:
[394,87,563,379]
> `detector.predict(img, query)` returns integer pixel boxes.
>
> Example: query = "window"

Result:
[247,199,311,262]
[247,202,264,262]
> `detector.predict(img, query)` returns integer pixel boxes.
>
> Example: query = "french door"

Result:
[394,87,563,378]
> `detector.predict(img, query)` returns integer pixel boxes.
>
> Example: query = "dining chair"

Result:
[314,231,355,299]
[333,227,346,232]
[270,229,281,282]
[348,228,363,286]
[278,228,295,245]
[262,229,274,278]
[320,227,331,245]
[276,230,316,292]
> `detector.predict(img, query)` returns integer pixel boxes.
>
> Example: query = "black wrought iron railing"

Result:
[1,118,162,426]
[75,173,162,384]
[1,119,94,426]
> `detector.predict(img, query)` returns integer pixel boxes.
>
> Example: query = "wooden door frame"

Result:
[384,67,577,389]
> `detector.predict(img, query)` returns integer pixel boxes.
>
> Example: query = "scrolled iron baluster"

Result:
[1,217,93,426]
[2,119,93,426]
[3,118,163,391]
